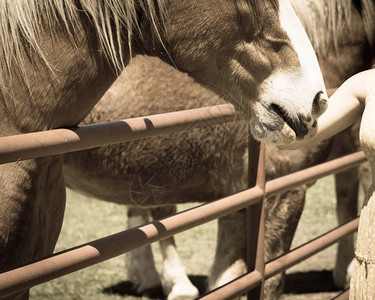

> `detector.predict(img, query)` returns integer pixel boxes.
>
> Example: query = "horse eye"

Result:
[271,41,284,52]
[266,35,288,52]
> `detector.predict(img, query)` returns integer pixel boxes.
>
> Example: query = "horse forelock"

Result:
[291,0,375,57]
[239,0,279,28]
[0,0,166,92]
[245,0,279,14]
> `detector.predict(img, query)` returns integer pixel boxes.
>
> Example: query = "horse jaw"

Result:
[250,0,328,146]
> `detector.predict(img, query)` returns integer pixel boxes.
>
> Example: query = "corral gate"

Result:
[0,94,364,299]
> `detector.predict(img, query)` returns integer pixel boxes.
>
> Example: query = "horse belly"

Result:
[62,156,219,207]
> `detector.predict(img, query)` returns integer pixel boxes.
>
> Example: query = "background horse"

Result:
[0,1,327,300]
[63,0,375,299]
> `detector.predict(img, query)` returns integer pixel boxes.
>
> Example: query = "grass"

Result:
[29,175,358,299]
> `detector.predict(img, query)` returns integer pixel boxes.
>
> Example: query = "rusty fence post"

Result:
[247,136,266,300]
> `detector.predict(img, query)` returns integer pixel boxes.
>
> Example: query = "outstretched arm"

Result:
[279,69,373,150]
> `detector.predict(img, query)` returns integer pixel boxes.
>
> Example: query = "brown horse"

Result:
[63,0,375,299]
[0,1,328,300]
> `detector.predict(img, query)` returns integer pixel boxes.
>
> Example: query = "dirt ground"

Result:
[30,175,356,299]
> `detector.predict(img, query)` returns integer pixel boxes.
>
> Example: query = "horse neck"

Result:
[0,15,123,135]
[0,0,172,136]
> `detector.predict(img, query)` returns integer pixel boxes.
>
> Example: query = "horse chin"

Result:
[250,120,297,146]
[251,117,322,146]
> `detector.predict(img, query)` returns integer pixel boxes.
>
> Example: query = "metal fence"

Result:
[0,103,365,299]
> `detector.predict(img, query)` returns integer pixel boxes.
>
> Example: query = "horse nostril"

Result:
[312,91,328,117]
[313,91,323,106]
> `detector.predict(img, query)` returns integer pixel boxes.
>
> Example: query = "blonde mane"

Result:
[0,0,166,91]
[291,0,375,57]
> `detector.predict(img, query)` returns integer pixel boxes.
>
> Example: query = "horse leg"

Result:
[207,209,247,294]
[332,168,359,289]
[207,188,305,299]
[264,187,306,299]
[150,206,199,300]
[125,207,162,294]
[0,157,66,300]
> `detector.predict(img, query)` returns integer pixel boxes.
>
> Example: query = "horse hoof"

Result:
[167,282,199,300]
[345,259,355,287]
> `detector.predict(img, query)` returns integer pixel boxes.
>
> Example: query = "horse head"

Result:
[149,0,328,146]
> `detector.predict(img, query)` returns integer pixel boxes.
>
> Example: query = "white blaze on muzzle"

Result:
[250,0,327,145]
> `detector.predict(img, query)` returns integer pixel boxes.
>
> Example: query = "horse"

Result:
[62,0,375,299]
[0,1,329,300]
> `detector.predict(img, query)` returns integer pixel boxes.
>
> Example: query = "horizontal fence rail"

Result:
[265,151,366,197]
[0,104,236,164]
[0,150,366,298]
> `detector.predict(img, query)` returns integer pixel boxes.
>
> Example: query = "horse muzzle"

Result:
[250,90,328,145]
